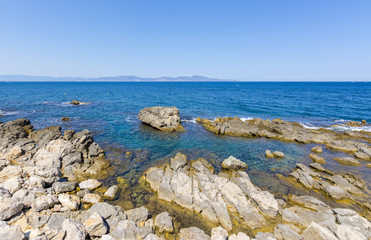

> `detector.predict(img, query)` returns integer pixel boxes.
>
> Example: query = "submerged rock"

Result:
[70,100,89,105]
[309,154,326,164]
[138,106,184,132]
[311,146,323,154]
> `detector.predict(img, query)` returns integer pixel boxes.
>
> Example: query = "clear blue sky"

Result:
[0,1,370,81]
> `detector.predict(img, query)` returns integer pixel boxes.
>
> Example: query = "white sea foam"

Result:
[240,117,254,121]
[299,122,319,130]
[182,118,197,123]
[328,125,371,132]
[0,110,19,116]
[125,116,137,123]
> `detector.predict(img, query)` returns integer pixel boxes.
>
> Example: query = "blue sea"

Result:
[1,82,371,194]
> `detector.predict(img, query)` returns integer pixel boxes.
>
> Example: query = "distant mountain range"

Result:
[0,75,235,82]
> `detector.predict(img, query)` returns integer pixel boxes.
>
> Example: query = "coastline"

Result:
[1,116,371,239]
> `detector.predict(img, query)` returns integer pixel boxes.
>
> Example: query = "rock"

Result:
[333,157,360,166]
[0,198,24,221]
[228,232,250,240]
[302,222,338,240]
[273,151,285,158]
[32,194,58,212]
[282,209,304,226]
[309,154,326,164]
[62,117,70,122]
[221,156,247,170]
[70,100,89,105]
[361,119,367,125]
[178,227,210,240]
[290,195,329,211]
[52,182,77,194]
[170,152,187,171]
[144,234,161,240]
[265,150,274,158]
[334,208,371,238]
[154,212,173,233]
[255,232,277,240]
[0,187,11,200]
[125,206,149,224]
[274,224,302,240]
[58,194,80,211]
[327,175,362,195]
[346,121,362,127]
[354,151,370,161]
[83,212,108,237]
[104,185,119,200]
[30,126,61,147]
[318,181,347,199]
[62,218,86,240]
[79,179,102,190]
[0,221,25,240]
[311,146,323,154]
[3,177,23,194]
[89,202,120,219]
[88,142,104,158]
[309,163,333,175]
[211,227,228,240]
[138,106,184,132]
[110,220,137,239]
[334,224,367,240]
[83,193,102,204]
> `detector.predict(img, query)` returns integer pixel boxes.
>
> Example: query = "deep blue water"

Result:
[1,82,371,190]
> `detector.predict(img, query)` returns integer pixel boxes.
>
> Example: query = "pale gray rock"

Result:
[89,202,120,219]
[46,213,70,231]
[228,232,250,240]
[0,187,12,200]
[0,198,24,220]
[221,156,247,170]
[52,181,77,194]
[170,152,187,171]
[282,209,304,226]
[2,176,23,194]
[62,218,86,240]
[82,193,102,204]
[110,220,137,240]
[171,171,193,209]
[311,146,323,154]
[125,206,149,224]
[334,224,367,240]
[138,106,184,132]
[0,221,25,240]
[302,222,338,240]
[178,226,210,240]
[154,212,173,233]
[255,232,277,240]
[79,179,101,190]
[274,224,302,240]
[335,209,371,238]
[211,226,228,240]
[32,194,58,212]
[327,175,362,195]
[233,171,278,218]
[273,151,285,158]
[58,194,80,211]
[144,233,161,240]
[290,170,315,189]
[318,181,347,199]
[83,212,108,237]
[104,185,119,200]
[145,167,164,192]
[12,189,36,208]
[290,195,330,211]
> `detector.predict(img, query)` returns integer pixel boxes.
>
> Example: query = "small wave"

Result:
[328,125,371,132]
[299,122,319,130]
[240,117,254,121]
[125,116,137,123]
[182,118,197,124]
[334,119,349,123]
[0,110,20,116]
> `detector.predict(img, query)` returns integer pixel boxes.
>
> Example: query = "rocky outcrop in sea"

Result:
[138,106,184,132]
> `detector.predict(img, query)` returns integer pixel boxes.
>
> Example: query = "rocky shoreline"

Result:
[1,117,371,239]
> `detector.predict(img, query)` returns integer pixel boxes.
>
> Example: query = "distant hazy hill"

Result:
[0,75,234,82]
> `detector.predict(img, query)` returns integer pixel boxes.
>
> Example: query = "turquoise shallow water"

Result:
[1,82,371,190]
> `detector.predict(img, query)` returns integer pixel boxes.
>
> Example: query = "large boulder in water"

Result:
[138,106,184,132]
